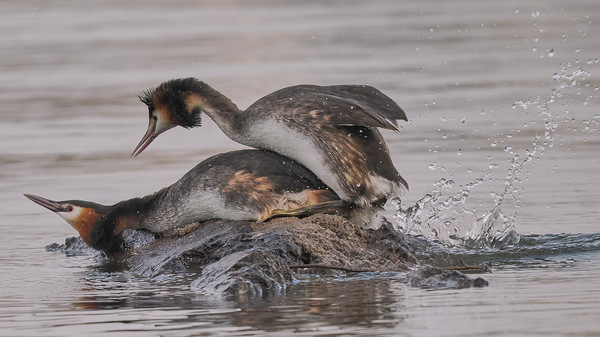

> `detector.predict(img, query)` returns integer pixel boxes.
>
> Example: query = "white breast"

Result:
[242,119,349,200]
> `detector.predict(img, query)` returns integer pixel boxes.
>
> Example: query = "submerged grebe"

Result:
[25,150,342,253]
[132,78,408,207]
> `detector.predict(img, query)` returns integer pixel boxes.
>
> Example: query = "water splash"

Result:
[394,63,594,249]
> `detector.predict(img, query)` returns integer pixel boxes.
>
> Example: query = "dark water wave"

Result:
[47,225,600,268]
[407,232,600,269]
[46,223,600,295]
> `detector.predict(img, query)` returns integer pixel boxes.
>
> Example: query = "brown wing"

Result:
[246,84,407,131]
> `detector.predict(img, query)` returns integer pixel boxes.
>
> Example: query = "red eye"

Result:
[67,206,74,212]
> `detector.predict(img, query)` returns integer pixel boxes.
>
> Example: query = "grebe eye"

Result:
[67,206,73,212]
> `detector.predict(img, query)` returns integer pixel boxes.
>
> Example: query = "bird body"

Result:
[133,79,408,206]
[25,150,341,253]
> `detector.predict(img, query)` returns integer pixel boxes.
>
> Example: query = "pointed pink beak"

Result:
[24,193,67,213]
[131,117,157,157]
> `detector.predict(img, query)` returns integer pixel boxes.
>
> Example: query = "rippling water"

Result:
[1,0,599,336]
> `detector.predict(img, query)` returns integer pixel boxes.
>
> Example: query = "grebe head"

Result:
[132,78,203,157]
[24,194,118,252]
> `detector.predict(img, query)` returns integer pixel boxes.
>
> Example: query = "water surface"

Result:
[1,0,599,336]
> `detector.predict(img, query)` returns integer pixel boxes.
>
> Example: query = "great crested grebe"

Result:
[25,150,343,253]
[132,78,408,207]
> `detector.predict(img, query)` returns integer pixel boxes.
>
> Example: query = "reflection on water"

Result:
[4,232,600,336]
[1,0,600,336]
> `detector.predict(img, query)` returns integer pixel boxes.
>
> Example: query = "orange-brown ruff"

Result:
[25,150,343,254]
[133,78,408,207]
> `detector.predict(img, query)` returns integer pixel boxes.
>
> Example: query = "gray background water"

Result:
[1,0,599,336]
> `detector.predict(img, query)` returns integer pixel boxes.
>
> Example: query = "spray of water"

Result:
[394,62,595,249]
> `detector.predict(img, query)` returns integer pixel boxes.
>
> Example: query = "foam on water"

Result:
[394,63,596,250]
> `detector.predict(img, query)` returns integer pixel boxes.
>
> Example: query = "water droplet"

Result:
[442,134,447,139]
[489,163,499,169]
[491,141,498,147]
[532,11,540,18]
[547,48,555,57]
[457,148,462,155]
[429,163,436,171]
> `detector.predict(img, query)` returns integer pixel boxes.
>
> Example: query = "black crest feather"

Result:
[139,78,203,128]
